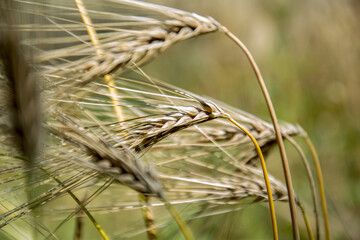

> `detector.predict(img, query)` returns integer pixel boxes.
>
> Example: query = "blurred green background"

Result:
[141,0,360,239]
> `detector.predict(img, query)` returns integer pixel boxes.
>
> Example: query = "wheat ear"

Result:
[124,94,278,239]
[48,109,163,197]
[21,0,219,89]
[59,70,288,239]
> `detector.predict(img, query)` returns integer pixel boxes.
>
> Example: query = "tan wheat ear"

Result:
[119,79,280,239]
[48,108,164,198]
[0,73,295,239]
[16,0,218,90]
[150,113,304,166]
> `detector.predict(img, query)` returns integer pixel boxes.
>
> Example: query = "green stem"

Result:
[163,199,194,240]
[298,202,315,240]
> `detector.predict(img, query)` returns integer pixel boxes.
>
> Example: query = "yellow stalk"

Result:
[140,194,158,240]
[74,0,124,122]
[285,135,320,240]
[104,74,125,122]
[224,113,278,240]
[214,22,299,239]
[303,134,330,240]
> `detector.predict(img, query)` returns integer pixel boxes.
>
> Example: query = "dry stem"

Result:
[215,22,300,240]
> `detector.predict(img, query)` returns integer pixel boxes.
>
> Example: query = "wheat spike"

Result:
[47,108,163,197]
[13,0,218,89]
